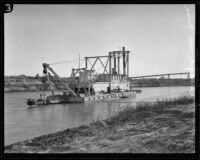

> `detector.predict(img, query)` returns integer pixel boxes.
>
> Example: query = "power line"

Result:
[133,52,178,73]
[49,58,84,65]
[132,52,176,73]
[133,54,169,74]
[133,53,167,72]
[78,54,80,69]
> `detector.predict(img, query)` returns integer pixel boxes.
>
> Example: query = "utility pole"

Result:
[123,47,126,77]
[118,53,120,80]
[78,54,80,69]
[109,52,112,92]
[127,51,129,78]
[85,57,87,69]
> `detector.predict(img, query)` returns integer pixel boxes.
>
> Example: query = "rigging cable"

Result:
[131,57,154,75]
[49,58,84,65]
[132,53,172,73]
[132,52,178,73]
[133,52,170,73]
[133,54,168,74]
[130,52,167,73]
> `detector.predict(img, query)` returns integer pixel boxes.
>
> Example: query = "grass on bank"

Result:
[102,95,195,125]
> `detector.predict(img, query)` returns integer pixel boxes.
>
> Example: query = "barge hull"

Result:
[27,91,136,106]
[84,91,136,102]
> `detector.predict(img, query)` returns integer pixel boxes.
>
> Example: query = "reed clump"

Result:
[109,95,194,123]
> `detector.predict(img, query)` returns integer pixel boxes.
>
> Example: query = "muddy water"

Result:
[4,86,194,145]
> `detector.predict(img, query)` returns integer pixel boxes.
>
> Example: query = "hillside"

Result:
[4,75,68,92]
[4,75,194,92]
[130,78,194,88]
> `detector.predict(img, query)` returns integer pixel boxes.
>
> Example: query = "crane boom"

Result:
[43,63,60,78]
[42,63,77,96]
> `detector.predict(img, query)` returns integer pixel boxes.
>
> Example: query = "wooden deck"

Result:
[84,91,136,102]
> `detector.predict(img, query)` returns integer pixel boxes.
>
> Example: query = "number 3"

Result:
[5,4,12,12]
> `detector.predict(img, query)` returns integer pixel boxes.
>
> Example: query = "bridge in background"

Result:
[129,72,190,79]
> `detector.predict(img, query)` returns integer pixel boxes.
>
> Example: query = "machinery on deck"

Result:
[26,47,138,106]
[26,63,85,106]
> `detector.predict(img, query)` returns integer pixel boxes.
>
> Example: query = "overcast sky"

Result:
[4,4,195,78]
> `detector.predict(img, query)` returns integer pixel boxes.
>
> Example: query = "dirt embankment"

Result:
[4,75,68,92]
[4,75,194,92]
[5,102,195,153]
[130,78,194,88]
[4,75,42,92]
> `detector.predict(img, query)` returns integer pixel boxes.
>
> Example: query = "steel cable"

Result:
[49,58,84,65]
[132,52,178,73]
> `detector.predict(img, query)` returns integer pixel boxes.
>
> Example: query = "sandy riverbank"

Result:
[4,96,195,153]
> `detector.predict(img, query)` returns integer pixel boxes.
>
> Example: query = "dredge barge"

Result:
[26,47,140,106]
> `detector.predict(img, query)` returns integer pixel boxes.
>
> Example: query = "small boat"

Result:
[26,98,45,106]
[26,92,84,106]
[26,98,35,105]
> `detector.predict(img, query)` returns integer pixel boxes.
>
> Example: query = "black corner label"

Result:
[4,4,13,13]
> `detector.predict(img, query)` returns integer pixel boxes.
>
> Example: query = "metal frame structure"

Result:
[68,68,95,96]
[85,56,109,74]
[85,46,130,80]
[129,72,190,79]
[42,47,131,97]
[84,47,130,91]
[109,46,130,81]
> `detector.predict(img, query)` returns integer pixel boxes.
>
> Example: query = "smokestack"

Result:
[114,54,116,74]
[123,47,126,76]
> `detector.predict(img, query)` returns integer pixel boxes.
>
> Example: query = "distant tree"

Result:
[18,74,26,78]
[35,74,40,79]
[159,76,165,79]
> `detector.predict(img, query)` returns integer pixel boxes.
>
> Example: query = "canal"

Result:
[4,86,194,145]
